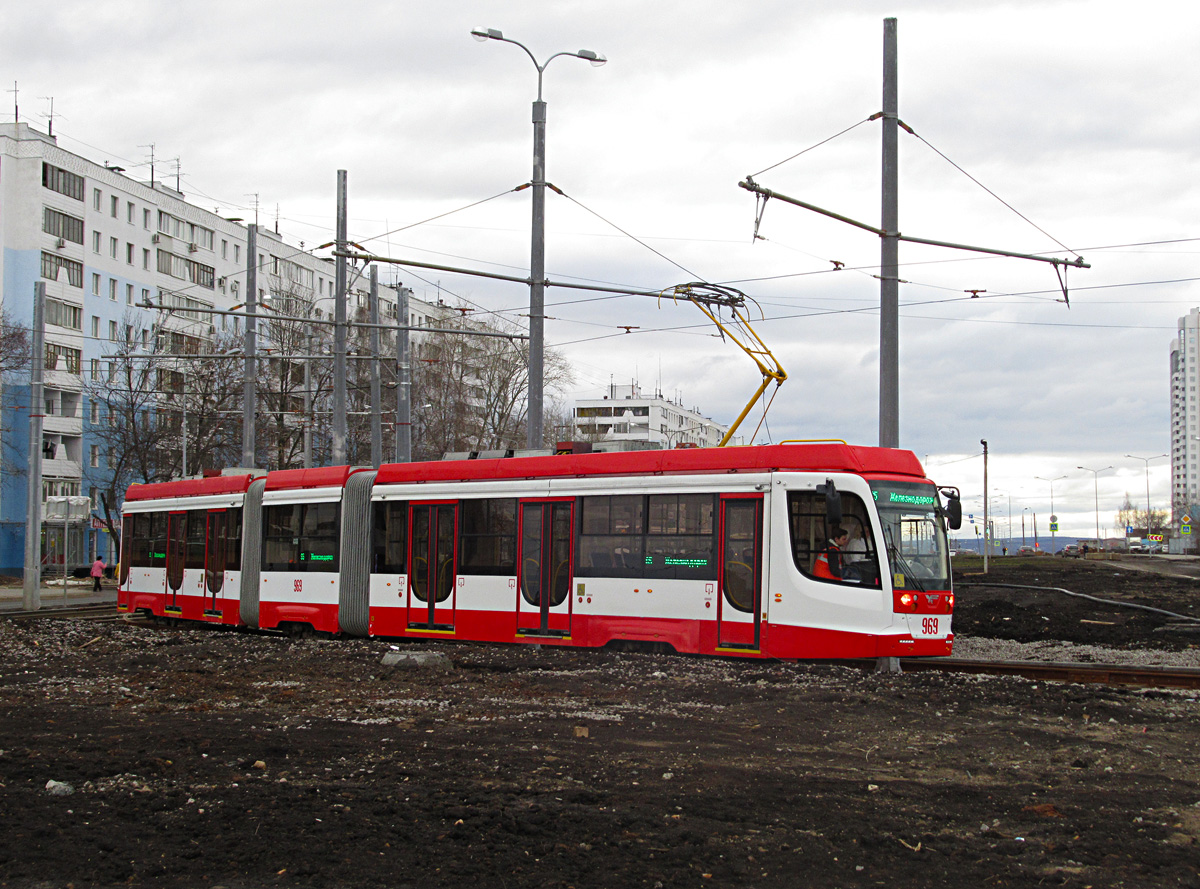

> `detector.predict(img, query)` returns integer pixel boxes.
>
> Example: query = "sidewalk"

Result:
[0,579,117,611]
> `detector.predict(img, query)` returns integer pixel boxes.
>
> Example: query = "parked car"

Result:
[1018,545,1036,555]
[1059,544,1080,557]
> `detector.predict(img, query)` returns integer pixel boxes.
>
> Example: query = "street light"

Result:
[1035,475,1067,552]
[471,26,606,450]
[1125,453,1167,541]
[1077,465,1113,548]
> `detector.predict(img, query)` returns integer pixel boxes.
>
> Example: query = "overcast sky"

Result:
[6,0,1198,538]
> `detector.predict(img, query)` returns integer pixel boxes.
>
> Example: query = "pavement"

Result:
[0,579,117,611]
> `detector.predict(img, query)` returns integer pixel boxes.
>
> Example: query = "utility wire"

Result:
[747,116,876,179]
[903,123,1081,259]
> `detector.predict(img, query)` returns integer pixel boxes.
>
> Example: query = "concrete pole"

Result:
[982,439,989,573]
[303,333,313,468]
[396,285,411,463]
[369,265,382,467]
[241,224,257,469]
[528,97,547,450]
[22,282,45,610]
[879,17,900,449]
[332,170,348,465]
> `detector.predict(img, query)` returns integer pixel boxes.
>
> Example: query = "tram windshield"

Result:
[870,481,951,591]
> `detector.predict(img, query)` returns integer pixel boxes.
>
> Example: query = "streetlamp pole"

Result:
[1078,465,1113,549]
[1035,475,1067,552]
[471,27,606,449]
[1125,454,1167,540]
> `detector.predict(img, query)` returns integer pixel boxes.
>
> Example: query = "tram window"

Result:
[577,494,717,580]
[458,498,516,575]
[127,513,150,567]
[577,495,644,577]
[371,500,408,574]
[225,508,243,571]
[263,504,300,571]
[787,491,880,587]
[645,494,716,579]
[185,510,206,569]
[263,502,340,572]
[148,512,168,568]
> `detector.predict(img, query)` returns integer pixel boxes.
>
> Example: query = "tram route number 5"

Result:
[921,617,940,635]
[294,579,303,593]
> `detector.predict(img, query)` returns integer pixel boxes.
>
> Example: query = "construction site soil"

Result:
[1,557,1197,888]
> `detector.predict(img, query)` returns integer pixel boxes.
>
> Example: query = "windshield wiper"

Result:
[883,527,926,593]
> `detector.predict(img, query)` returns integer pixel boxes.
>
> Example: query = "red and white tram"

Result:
[118,442,960,659]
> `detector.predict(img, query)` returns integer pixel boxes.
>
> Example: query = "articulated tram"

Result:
[118,442,960,659]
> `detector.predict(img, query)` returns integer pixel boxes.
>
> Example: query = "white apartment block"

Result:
[573,382,727,449]
[0,121,447,573]
[1170,307,1200,521]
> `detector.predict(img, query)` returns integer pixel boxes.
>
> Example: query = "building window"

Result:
[91,316,99,338]
[143,208,151,229]
[45,343,81,374]
[143,248,150,270]
[109,236,118,258]
[221,239,228,259]
[92,231,101,253]
[40,252,83,287]
[93,188,102,212]
[127,201,135,224]
[91,273,100,295]
[109,279,117,301]
[90,401,99,424]
[90,445,100,468]
[126,242,134,264]
[42,207,85,244]
[109,320,118,342]
[41,162,85,201]
[110,195,118,218]
[44,297,82,331]
[126,283,134,305]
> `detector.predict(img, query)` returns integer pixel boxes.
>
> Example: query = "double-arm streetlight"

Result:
[1035,475,1067,551]
[1125,453,1167,538]
[1077,465,1113,547]
[471,27,606,449]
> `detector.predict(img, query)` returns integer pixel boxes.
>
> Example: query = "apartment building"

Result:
[1170,308,1200,529]
[0,122,446,575]
[573,382,727,449]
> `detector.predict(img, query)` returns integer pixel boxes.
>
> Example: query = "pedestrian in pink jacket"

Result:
[90,557,106,592]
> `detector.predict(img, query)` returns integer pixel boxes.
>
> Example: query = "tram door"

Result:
[516,500,573,637]
[165,511,187,610]
[717,497,763,649]
[204,510,226,614]
[408,503,457,630]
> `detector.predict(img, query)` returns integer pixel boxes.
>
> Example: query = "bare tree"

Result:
[0,310,30,377]
[411,311,573,460]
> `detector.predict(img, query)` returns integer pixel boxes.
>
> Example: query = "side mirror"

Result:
[941,488,962,530]
[821,478,842,526]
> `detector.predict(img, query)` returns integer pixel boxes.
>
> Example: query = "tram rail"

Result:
[895,656,1200,690]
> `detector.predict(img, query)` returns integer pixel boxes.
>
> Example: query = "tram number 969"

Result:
[920,617,940,636]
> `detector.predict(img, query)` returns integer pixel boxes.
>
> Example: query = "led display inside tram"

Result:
[870,481,951,590]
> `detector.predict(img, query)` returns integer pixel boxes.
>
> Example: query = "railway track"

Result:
[5,604,1198,689]
[898,656,1200,690]
[2,603,124,622]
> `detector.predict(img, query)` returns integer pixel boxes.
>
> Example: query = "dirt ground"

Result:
[1,557,1198,889]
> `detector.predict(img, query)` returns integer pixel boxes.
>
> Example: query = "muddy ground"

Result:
[0,557,1197,889]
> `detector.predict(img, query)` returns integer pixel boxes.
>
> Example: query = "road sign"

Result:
[1050,514,1057,523]
[1183,524,1192,536]
[1049,522,1059,532]
[1126,525,1134,534]
[1183,514,1192,525]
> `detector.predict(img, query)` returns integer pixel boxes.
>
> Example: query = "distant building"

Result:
[1170,308,1200,533]
[572,383,727,449]
[0,122,448,575]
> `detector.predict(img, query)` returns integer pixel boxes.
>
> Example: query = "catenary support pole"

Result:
[879,17,899,450]
[22,282,45,611]
[241,224,257,469]
[369,265,382,467]
[332,170,348,465]
[529,98,546,449]
[982,439,989,573]
[303,333,313,468]
[396,284,411,463]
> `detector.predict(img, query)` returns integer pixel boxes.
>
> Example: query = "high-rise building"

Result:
[0,122,447,575]
[1169,307,1200,528]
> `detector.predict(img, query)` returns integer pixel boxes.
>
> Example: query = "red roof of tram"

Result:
[373,443,925,486]
[124,473,259,502]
